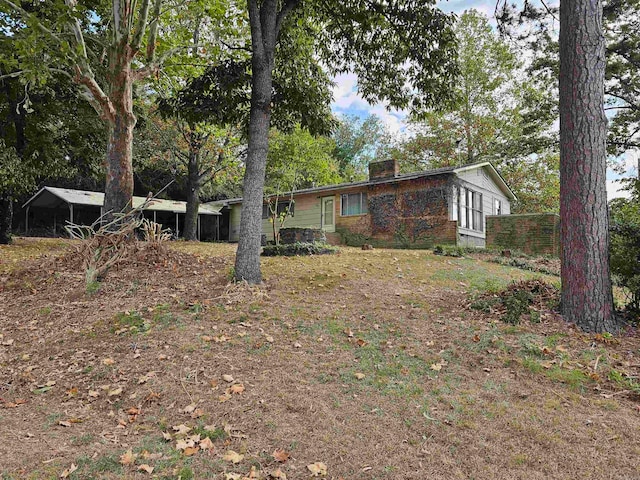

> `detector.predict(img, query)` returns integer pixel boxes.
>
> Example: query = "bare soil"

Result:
[1,238,639,480]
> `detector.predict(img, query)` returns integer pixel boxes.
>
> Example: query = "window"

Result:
[494,199,502,215]
[456,186,483,232]
[341,192,368,216]
[262,200,294,219]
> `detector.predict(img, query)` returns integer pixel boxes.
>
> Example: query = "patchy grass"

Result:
[1,239,639,480]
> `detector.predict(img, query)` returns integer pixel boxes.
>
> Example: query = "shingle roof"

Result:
[212,161,515,206]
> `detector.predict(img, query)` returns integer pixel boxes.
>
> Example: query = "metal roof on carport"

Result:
[23,187,221,215]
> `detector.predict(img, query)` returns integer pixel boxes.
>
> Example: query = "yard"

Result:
[1,238,639,479]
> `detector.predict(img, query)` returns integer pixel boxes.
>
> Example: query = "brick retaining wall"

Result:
[486,213,560,256]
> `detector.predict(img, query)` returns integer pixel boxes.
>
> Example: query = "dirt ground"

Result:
[1,238,639,480]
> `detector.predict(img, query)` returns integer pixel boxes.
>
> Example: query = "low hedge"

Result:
[261,241,339,257]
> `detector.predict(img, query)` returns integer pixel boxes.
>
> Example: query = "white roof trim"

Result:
[453,162,517,201]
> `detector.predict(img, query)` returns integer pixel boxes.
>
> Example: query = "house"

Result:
[215,160,516,248]
[22,186,222,240]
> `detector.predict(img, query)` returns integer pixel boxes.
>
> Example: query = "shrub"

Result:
[470,280,559,325]
[261,241,339,257]
[609,197,640,316]
[433,244,482,257]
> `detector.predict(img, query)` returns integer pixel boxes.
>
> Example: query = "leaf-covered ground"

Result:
[1,239,639,479]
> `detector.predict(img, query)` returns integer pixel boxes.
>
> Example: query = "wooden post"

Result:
[25,206,30,235]
[175,213,179,238]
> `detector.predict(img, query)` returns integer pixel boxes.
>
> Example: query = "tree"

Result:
[1,0,220,220]
[604,0,640,157]
[265,126,340,243]
[159,22,335,240]
[234,0,459,283]
[332,115,391,181]
[390,10,558,213]
[0,69,104,242]
[559,0,617,331]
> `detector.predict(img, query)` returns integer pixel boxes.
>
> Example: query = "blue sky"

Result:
[329,0,636,200]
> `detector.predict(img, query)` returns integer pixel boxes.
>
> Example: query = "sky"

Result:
[329,0,635,200]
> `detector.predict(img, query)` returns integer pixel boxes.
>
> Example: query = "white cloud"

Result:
[607,177,631,200]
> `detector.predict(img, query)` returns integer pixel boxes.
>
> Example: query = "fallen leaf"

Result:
[183,446,199,456]
[182,403,197,414]
[356,339,367,347]
[293,342,302,348]
[223,450,244,463]
[57,420,72,428]
[225,474,242,480]
[228,384,245,394]
[354,373,366,380]
[307,462,327,476]
[59,463,78,479]
[138,464,154,474]
[199,436,215,451]
[88,390,99,398]
[172,424,192,436]
[265,335,274,343]
[108,387,123,397]
[222,374,234,383]
[430,363,442,371]
[270,468,288,479]
[273,449,290,463]
[102,358,115,366]
[175,439,190,451]
[119,449,137,466]
[1,339,14,346]
[162,431,173,441]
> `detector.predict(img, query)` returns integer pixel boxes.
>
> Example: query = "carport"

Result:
[22,186,222,240]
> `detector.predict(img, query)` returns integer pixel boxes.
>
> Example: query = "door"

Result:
[321,196,335,233]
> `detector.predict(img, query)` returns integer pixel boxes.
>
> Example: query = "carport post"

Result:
[216,215,220,241]
[175,213,179,238]
[69,203,74,225]
[197,215,201,241]
[153,211,157,224]
[25,206,30,235]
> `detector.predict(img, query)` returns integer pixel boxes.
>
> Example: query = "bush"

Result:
[470,280,559,325]
[433,244,482,257]
[261,241,339,257]
[609,197,640,316]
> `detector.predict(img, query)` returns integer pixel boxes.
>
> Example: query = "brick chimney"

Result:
[368,159,399,181]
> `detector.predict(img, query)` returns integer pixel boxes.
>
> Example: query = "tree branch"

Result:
[146,0,162,64]
[131,0,152,53]
[275,0,301,37]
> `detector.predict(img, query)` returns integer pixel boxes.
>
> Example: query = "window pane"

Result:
[361,193,368,214]
[324,199,333,225]
[341,194,348,216]
[347,193,360,215]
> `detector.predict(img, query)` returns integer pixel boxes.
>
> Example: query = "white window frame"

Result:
[340,192,368,216]
[457,186,483,232]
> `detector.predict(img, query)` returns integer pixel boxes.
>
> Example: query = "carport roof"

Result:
[23,187,221,215]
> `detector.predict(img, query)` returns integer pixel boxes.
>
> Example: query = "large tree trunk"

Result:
[559,0,617,332]
[234,59,273,283]
[0,196,12,245]
[234,0,280,283]
[103,47,136,218]
[184,150,201,241]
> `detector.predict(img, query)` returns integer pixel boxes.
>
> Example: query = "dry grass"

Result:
[0,239,639,480]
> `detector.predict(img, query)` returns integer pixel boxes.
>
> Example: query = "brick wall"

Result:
[336,174,458,249]
[486,213,560,256]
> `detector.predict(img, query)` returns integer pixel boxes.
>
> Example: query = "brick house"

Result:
[214,160,516,248]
